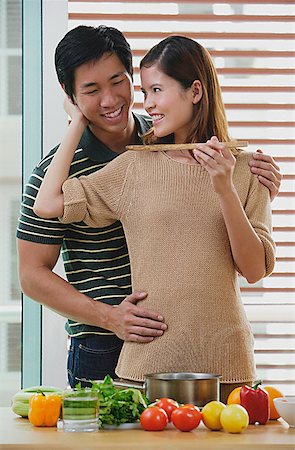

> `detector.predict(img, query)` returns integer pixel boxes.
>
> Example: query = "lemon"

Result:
[220,404,249,433]
[202,401,226,430]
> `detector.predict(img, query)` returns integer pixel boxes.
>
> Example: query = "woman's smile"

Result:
[150,113,165,126]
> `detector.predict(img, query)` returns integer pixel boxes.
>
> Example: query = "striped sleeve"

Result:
[16,166,67,244]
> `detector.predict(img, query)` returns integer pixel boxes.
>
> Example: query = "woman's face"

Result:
[140,64,197,143]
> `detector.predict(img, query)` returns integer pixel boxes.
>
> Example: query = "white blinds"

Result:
[68,0,295,394]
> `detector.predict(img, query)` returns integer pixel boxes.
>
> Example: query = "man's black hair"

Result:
[55,25,133,101]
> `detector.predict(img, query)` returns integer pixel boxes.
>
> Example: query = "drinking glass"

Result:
[62,388,99,432]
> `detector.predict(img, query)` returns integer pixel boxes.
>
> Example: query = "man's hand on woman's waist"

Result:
[108,291,167,343]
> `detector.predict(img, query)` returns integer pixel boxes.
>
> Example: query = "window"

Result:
[0,0,22,405]
[10,200,21,299]
[69,0,295,394]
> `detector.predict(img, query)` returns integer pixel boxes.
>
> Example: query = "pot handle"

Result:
[113,379,145,391]
[75,377,145,391]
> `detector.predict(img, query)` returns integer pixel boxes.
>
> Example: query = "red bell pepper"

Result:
[240,380,270,424]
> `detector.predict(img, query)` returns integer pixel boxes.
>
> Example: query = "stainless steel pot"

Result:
[114,372,221,408]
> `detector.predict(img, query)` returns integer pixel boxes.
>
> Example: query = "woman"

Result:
[34,36,275,402]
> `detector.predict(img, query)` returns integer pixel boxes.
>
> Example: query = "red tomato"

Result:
[155,398,179,421]
[182,404,201,413]
[171,405,202,432]
[140,406,168,431]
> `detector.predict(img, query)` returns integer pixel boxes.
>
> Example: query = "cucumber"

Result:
[23,385,61,393]
[11,400,31,418]
[11,385,61,417]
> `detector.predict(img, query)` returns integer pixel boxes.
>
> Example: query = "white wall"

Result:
[42,0,68,388]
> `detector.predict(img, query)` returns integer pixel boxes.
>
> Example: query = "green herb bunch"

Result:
[76,375,149,427]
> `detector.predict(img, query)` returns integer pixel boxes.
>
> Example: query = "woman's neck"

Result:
[165,149,198,164]
[164,133,199,164]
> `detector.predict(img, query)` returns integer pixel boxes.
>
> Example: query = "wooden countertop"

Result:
[1,408,294,450]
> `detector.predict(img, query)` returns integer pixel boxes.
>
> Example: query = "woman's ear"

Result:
[192,80,202,104]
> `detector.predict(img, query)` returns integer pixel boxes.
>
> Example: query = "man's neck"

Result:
[89,114,138,154]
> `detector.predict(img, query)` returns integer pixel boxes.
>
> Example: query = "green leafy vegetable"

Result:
[84,375,149,427]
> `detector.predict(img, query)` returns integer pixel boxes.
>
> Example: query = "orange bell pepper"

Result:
[28,392,61,427]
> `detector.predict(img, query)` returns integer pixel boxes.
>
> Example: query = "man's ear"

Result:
[60,83,76,105]
[192,80,202,104]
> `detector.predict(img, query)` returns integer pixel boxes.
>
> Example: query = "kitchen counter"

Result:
[0,408,294,450]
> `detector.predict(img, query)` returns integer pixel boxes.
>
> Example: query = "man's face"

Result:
[73,53,134,138]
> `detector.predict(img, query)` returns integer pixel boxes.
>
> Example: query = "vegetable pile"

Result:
[83,375,149,427]
[11,376,283,433]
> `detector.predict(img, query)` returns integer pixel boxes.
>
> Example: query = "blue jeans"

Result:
[67,334,123,388]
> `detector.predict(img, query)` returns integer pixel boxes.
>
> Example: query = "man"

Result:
[17,25,282,387]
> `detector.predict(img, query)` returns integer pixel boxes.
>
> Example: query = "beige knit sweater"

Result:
[61,150,275,383]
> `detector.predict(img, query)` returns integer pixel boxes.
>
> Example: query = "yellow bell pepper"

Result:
[28,392,61,427]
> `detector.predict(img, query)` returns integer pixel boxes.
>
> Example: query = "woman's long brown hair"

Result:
[140,36,239,154]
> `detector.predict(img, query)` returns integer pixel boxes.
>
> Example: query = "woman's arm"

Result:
[33,98,88,219]
[193,137,267,284]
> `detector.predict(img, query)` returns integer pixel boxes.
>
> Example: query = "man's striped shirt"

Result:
[17,113,151,336]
